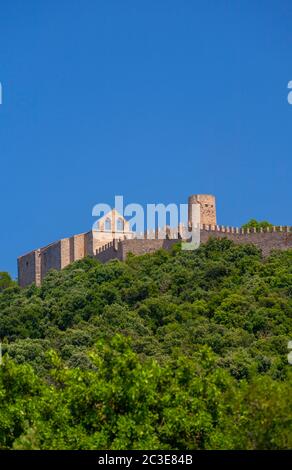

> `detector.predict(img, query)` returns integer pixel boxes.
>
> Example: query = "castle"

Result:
[18,194,292,287]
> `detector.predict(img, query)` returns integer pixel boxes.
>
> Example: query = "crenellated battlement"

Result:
[199,224,291,234]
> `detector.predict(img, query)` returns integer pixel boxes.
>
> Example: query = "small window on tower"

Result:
[205,204,208,207]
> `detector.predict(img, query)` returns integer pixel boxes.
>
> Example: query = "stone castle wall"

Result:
[94,239,179,263]
[18,236,85,288]
[94,228,292,264]
[17,249,41,288]
[17,229,132,287]
[18,226,292,287]
[70,233,86,262]
[17,194,291,287]
[199,226,292,257]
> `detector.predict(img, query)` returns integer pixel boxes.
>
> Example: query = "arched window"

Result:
[116,218,124,232]
[104,218,111,231]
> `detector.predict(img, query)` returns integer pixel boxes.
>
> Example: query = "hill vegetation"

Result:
[0,238,291,449]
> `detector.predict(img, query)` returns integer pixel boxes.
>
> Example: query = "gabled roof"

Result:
[97,208,127,223]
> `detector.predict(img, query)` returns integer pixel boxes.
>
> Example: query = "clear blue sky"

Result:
[0,1,291,277]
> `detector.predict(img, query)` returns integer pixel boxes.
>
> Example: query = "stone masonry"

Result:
[18,195,292,287]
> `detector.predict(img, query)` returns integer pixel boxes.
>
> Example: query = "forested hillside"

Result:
[0,238,291,449]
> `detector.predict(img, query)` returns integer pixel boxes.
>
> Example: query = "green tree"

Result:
[242,219,273,230]
[0,272,16,292]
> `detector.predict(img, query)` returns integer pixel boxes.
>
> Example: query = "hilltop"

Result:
[0,238,291,449]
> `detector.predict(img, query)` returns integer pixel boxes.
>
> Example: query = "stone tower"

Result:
[188,194,217,227]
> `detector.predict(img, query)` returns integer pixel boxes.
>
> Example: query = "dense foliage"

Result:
[242,219,273,230]
[0,272,16,293]
[0,238,291,449]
